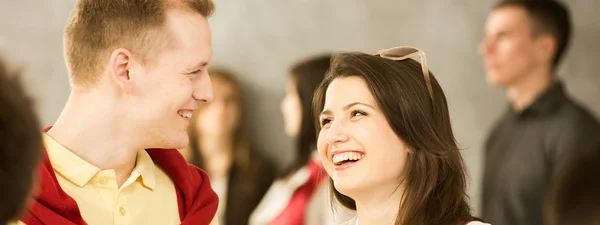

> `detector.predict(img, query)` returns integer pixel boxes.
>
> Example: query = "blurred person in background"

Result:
[544,136,600,225]
[182,69,276,225]
[250,54,349,225]
[0,58,43,225]
[480,1,600,225]
[545,137,600,225]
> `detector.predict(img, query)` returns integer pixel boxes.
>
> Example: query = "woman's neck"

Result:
[354,184,404,225]
[198,135,234,177]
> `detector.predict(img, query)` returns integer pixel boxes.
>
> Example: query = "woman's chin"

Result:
[333,178,364,198]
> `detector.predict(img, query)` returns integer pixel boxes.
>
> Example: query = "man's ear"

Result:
[534,34,557,66]
[108,48,134,94]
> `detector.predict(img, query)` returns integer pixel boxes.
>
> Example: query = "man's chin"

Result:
[153,138,189,150]
[172,140,189,150]
[486,74,509,87]
[180,136,191,149]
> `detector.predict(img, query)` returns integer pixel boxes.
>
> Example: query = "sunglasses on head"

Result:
[373,46,433,100]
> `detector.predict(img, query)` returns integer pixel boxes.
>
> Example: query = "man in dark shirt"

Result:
[479,1,600,225]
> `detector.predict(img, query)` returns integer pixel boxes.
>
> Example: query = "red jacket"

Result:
[19,128,219,225]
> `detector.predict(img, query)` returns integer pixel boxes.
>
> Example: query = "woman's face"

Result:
[195,77,240,137]
[280,78,302,137]
[317,76,409,197]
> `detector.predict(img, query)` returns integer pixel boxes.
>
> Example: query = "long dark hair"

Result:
[312,52,476,225]
[187,69,252,176]
[186,69,276,225]
[280,54,332,178]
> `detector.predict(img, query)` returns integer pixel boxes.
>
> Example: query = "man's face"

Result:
[127,9,213,150]
[481,6,541,87]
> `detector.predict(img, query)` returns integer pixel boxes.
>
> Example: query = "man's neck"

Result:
[47,91,140,187]
[353,183,403,225]
[507,67,555,112]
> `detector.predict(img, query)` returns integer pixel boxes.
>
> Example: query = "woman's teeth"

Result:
[333,152,364,165]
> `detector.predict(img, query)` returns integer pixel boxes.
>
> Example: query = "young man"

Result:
[480,1,600,225]
[15,1,219,224]
[0,58,43,225]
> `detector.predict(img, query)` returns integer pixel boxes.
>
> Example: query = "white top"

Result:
[249,152,354,225]
[350,217,491,225]
[467,222,492,225]
[210,175,228,225]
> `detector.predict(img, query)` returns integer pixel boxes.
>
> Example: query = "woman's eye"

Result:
[351,110,367,117]
[321,118,332,126]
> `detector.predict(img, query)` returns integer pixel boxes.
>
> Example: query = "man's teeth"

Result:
[178,111,192,119]
[332,152,364,164]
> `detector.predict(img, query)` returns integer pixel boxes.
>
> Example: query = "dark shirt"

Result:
[482,82,600,225]
[223,153,276,225]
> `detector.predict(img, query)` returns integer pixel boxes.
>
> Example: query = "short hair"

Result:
[495,0,572,69]
[0,58,42,224]
[545,138,600,225]
[64,0,215,88]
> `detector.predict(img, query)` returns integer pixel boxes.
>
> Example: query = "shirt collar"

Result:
[513,81,567,118]
[44,133,156,189]
[44,133,100,187]
[134,149,156,190]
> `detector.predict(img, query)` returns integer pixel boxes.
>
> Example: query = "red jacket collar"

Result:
[20,126,218,225]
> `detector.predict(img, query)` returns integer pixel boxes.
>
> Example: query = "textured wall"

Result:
[1,0,598,215]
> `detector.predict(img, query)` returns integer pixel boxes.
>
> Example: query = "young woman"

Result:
[313,46,490,225]
[250,55,351,225]
[183,69,276,225]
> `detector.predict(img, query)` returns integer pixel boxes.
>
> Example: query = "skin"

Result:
[318,76,408,225]
[47,9,214,187]
[281,78,302,137]
[481,6,556,111]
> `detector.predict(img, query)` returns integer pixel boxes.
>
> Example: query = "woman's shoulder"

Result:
[339,217,356,225]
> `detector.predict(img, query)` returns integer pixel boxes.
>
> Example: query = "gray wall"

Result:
[1,0,598,215]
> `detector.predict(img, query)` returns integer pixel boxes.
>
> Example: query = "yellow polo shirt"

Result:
[19,133,182,225]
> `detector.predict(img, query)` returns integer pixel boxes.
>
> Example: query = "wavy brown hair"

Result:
[187,69,251,174]
[186,69,275,225]
[312,52,478,225]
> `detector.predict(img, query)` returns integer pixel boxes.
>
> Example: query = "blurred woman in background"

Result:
[250,54,351,225]
[183,69,276,225]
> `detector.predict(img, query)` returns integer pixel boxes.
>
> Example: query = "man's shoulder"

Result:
[146,148,215,194]
[145,148,218,223]
[555,99,600,130]
[6,220,26,225]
